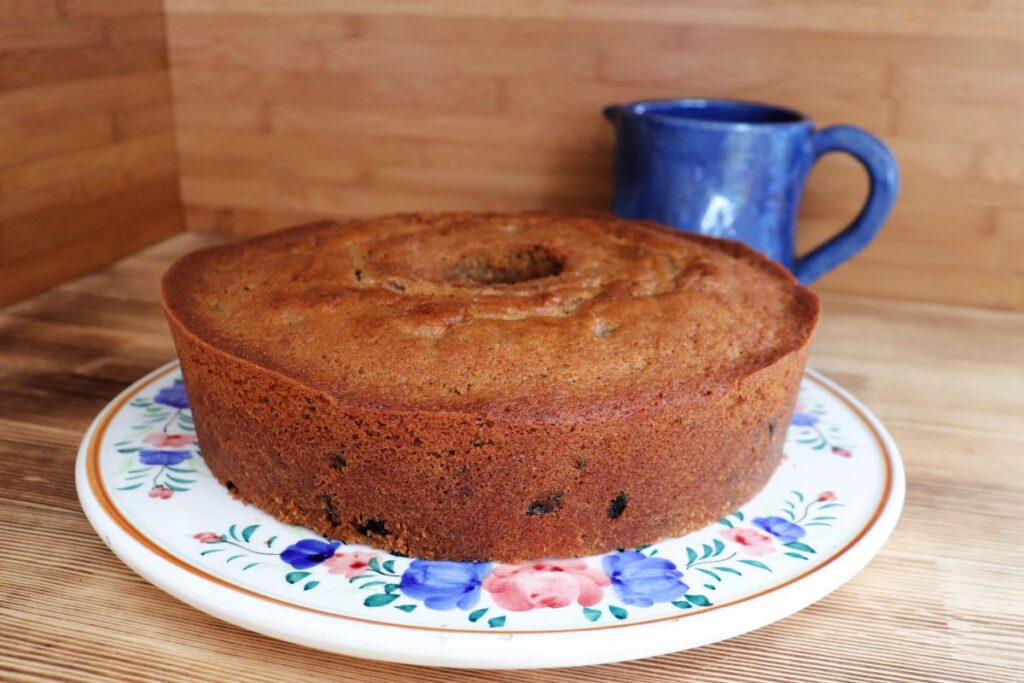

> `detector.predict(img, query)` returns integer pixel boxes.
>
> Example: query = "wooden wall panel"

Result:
[0,0,182,308]
[164,0,1024,309]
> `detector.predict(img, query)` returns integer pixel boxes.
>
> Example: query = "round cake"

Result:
[161,212,820,562]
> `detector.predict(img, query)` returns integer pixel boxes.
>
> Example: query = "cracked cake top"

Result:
[162,212,819,414]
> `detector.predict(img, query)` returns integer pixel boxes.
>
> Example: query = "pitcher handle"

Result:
[794,126,899,284]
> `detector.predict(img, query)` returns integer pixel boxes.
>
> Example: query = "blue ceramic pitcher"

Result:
[603,99,899,284]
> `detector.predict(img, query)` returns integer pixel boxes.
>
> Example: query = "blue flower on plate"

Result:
[154,380,190,409]
[790,412,819,427]
[753,516,806,543]
[138,449,192,467]
[280,539,341,569]
[602,550,689,607]
[399,560,492,610]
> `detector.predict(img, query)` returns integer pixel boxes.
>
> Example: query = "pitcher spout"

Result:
[602,104,623,123]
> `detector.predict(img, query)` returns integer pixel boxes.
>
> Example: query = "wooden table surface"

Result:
[1,233,1022,682]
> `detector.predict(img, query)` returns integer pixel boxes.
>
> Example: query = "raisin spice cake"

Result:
[161,212,820,562]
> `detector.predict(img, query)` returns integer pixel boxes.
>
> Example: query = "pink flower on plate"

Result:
[143,432,197,448]
[831,447,853,458]
[719,528,775,557]
[193,532,220,543]
[323,551,380,578]
[148,485,173,500]
[482,560,610,612]
[817,491,838,502]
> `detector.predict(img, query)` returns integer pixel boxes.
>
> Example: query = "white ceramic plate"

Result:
[77,362,903,669]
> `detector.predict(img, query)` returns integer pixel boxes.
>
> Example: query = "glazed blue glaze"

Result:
[604,99,899,284]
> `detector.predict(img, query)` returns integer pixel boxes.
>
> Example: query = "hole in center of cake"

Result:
[449,245,565,285]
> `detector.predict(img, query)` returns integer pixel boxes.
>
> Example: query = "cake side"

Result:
[167,308,807,561]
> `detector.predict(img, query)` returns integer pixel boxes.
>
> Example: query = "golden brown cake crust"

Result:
[162,211,820,561]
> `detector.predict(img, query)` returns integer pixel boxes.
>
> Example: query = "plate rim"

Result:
[77,361,905,668]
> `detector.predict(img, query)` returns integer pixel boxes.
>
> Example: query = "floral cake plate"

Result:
[76,361,904,669]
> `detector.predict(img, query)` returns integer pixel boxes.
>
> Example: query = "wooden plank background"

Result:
[0,0,182,308]
[2,1,1023,309]
[163,0,1024,310]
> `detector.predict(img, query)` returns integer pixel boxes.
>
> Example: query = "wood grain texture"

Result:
[162,0,1024,309]
[1,233,1022,682]
[0,0,183,308]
